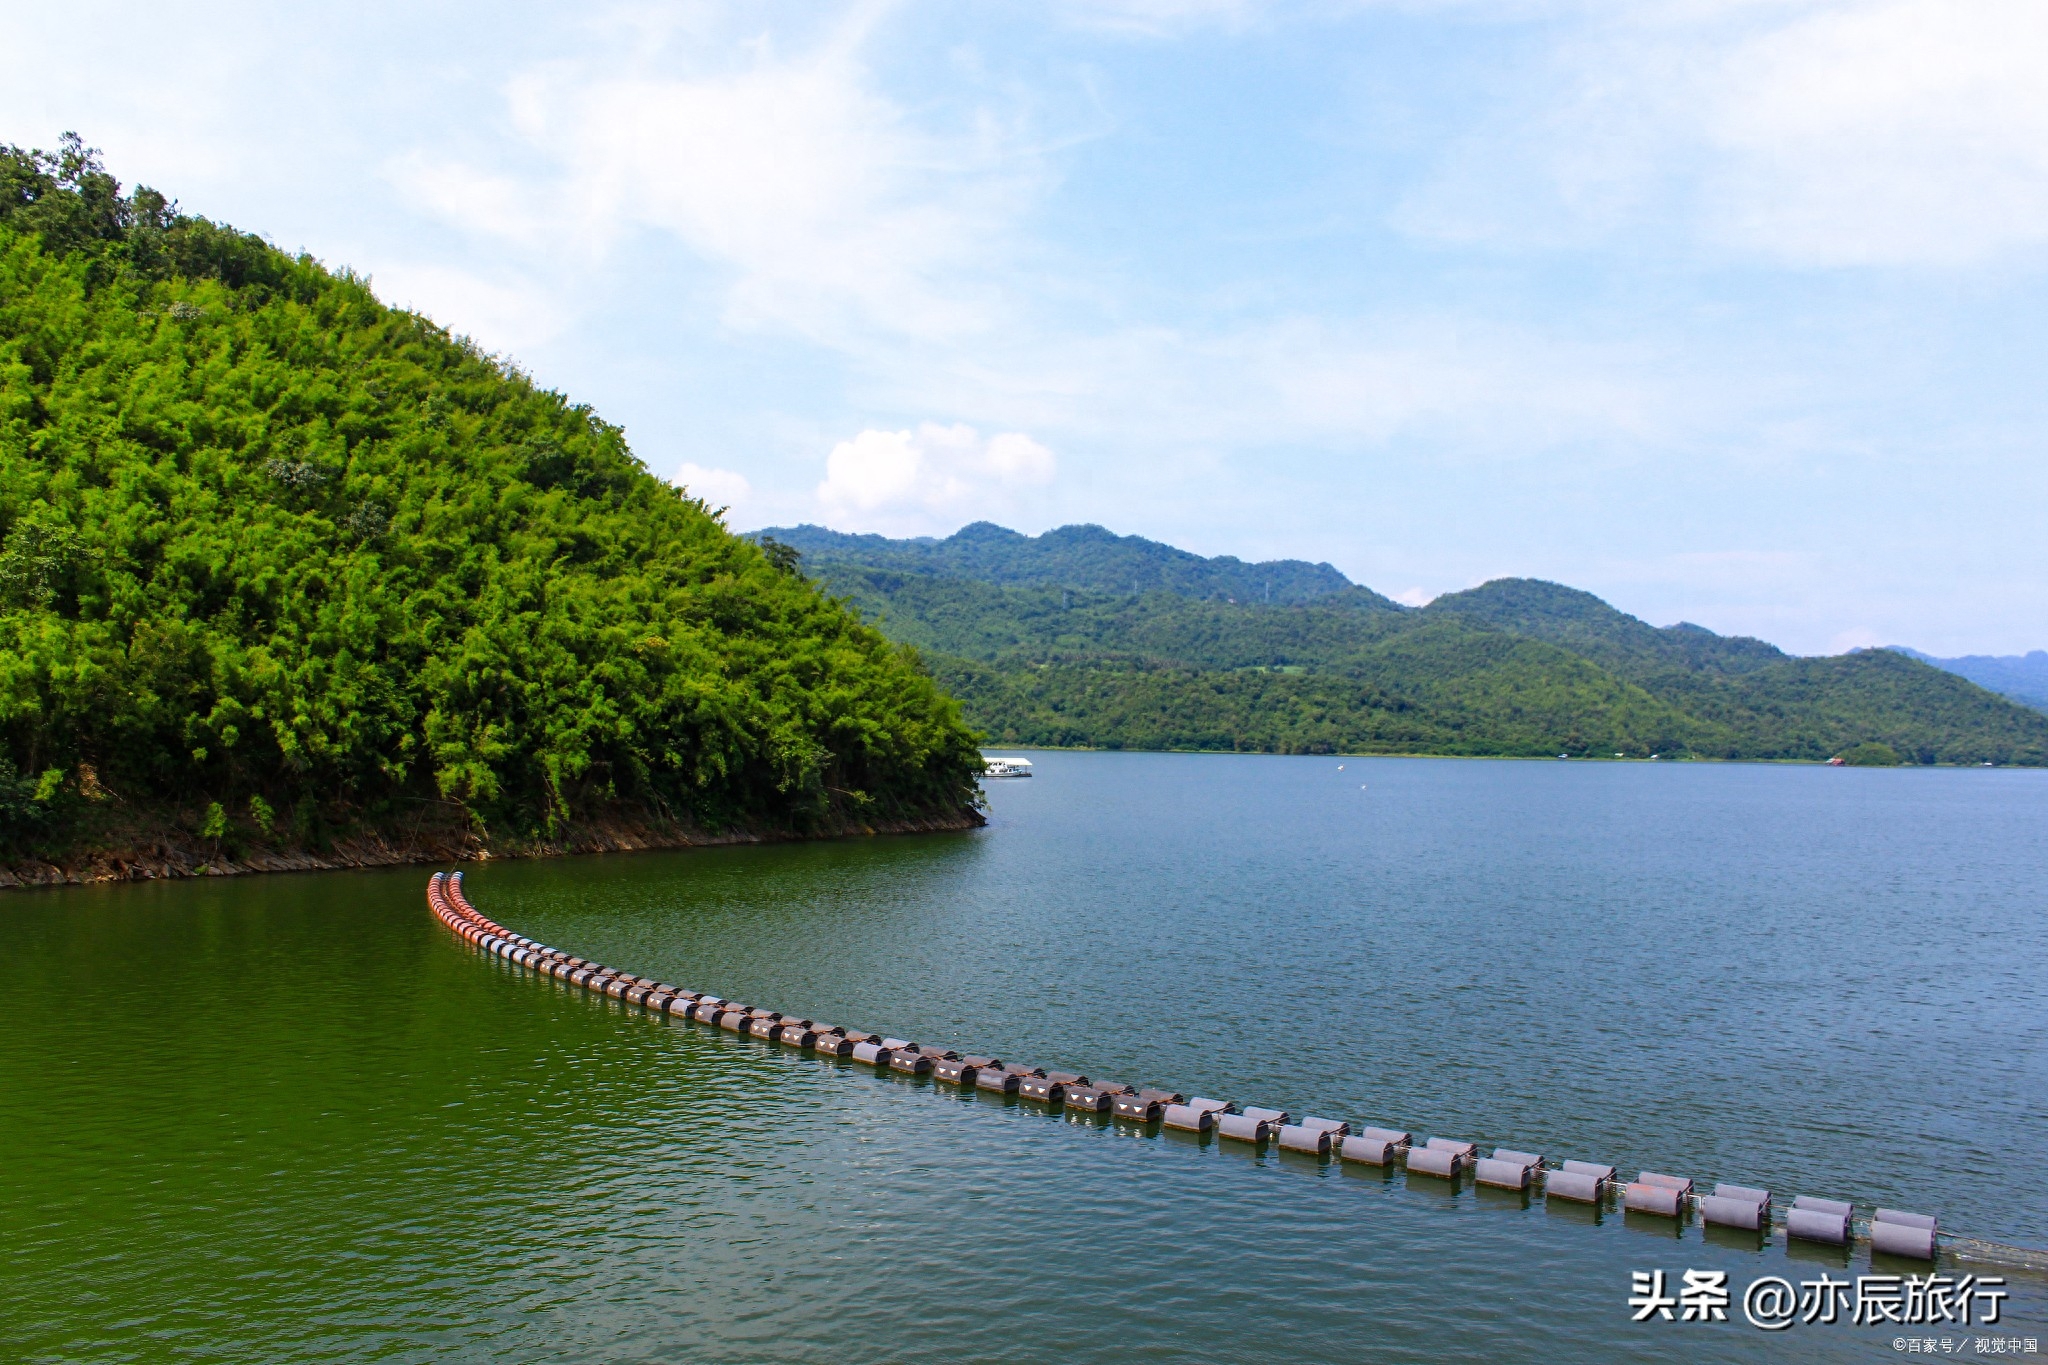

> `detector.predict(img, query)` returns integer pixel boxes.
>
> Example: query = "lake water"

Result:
[4,752,2044,1363]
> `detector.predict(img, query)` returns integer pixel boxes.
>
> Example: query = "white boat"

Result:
[983,756,1034,778]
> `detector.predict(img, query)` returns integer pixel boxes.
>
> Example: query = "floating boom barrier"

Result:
[428,872,2046,1272]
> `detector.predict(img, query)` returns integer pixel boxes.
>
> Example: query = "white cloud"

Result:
[1703,0,2048,264]
[1397,0,2048,266]
[393,13,1043,348]
[368,3,1700,478]
[816,423,1056,532]
[845,313,1683,474]
[1056,0,1267,34]
[674,462,754,516]
[383,152,552,251]
[366,263,567,352]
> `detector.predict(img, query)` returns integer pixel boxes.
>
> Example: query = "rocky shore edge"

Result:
[0,806,985,890]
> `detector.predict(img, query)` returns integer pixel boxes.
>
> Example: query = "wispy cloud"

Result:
[390,7,1045,348]
[1396,0,2048,266]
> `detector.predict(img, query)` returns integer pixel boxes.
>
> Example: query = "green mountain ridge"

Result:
[0,138,984,865]
[1889,647,2048,713]
[764,521,1388,607]
[753,523,2048,765]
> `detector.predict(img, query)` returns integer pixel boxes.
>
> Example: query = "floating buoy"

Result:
[1788,1196,1853,1245]
[1544,1170,1605,1202]
[1017,1076,1066,1105]
[1700,1194,1767,1230]
[1278,1124,1331,1156]
[1064,1086,1113,1114]
[1624,1182,1684,1217]
[1113,1094,1163,1122]
[426,875,1957,1265]
[1407,1147,1467,1179]
[1339,1134,1398,1166]
[888,1050,934,1076]
[974,1066,1022,1094]
[1701,1183,1772,1230]
[1871,1209,1937,1259]
[1217,1113,1272,1144]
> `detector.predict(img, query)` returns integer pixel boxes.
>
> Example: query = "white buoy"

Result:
[1787,1197,1851,1245]
[1545,1171,1604,1202]
[1339,1134,1398,1165]
[1278,1124,1331,1155]
[1871,1209,1938,1259]
[1408,1147,1467,1179]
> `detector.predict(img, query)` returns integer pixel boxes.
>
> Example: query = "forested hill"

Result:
[752,524,2048,765]
[0,139,984,874]
[1890,648,2048,713]
[766,522,1392,607]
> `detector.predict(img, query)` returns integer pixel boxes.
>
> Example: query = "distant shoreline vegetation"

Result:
[0,139,986,875]
[752,523,2048,769]
[979,744,1927,766]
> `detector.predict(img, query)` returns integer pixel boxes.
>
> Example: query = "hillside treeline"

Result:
[760,525,2048,765]
[0,138,984,860]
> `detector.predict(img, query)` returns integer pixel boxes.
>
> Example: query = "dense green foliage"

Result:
[760,524,2048,764]
[1892,647,2048,712]
[1414,578,2048,762]
[0,140,984,855]
[776,520,1381,605]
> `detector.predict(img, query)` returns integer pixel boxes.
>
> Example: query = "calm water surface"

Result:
[4,753,2045,1362]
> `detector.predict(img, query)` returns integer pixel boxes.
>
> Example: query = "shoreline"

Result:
[0,806,985,893]
[979,744,2029,767]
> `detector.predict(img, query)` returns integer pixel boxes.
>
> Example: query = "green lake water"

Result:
[3,752,2044,1362]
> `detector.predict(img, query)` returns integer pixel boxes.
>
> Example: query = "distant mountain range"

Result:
[1888,649,2048,713]
[750,523,2048,765]
[763,521,1373,606]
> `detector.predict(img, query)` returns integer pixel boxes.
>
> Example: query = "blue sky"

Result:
[5,0,2044,654]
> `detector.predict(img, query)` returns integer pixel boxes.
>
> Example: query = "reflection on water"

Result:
[3,752,2042,1362]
